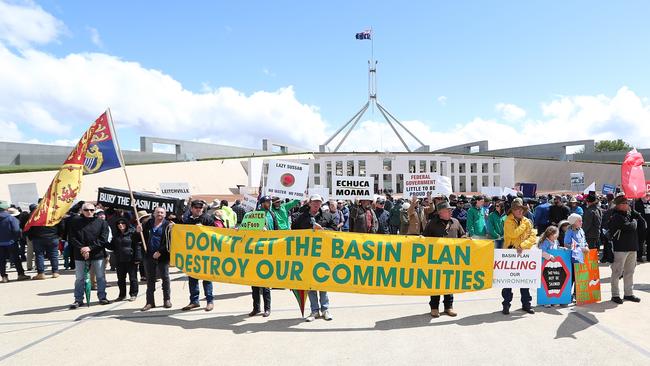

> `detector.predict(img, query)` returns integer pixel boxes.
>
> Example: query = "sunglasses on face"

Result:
[83,209,95,212]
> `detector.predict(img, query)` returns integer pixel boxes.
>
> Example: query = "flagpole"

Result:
[106,108,147,253]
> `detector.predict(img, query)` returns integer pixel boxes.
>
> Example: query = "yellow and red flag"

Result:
[24,112,121,231]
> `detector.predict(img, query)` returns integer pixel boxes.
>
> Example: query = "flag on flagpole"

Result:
[24,111,122,231]
[355,29,372,40]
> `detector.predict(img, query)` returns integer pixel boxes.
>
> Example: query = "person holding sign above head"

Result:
[406,194,433,235]
[249,196,276,317]
[138,206,172,311]
[271,196,300,230]
[181,200,216,312]
[501,198,538,315]
[292,194,334,322]
[423,200,465,318]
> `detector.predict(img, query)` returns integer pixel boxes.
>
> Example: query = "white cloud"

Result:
[0,0,65,48]
[0,119,22,141]
[437,96,447,106]
[87,26,103,48]
[495,102,527,122]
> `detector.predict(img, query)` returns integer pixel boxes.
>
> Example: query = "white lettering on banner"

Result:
[332,176,374,200]
[492,249,542,288]
[264,159,309,200]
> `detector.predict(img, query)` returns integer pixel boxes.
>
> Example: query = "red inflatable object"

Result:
[621,149,647,198]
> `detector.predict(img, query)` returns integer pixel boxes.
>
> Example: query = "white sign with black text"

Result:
[331,176,374,200]
[264,160,309,200]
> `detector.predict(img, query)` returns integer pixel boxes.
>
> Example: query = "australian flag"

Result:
[83,111,123,175]
[355,30,372,40]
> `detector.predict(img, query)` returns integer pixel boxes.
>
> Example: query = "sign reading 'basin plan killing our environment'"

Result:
[264,160,310,200]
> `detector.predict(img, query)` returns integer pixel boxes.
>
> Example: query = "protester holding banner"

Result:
[181,200,215,312]
[271,197,300,230]
[422,201,465,318]
[291,194,333,322]
[388,199,402,234]
[466,196,487,238]
[249,196,275,317]
[487,201,506,249]
[138,206,172,311]
[68,203,111,309]
[107,218,141,302]
[609,194,643,304]
[501,198,537,315]
[374,197,390,234]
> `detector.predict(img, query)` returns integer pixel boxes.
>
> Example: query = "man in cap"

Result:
[292,194,334,321]
[423,200,465,317]
[583,193,602,252]
[271,196,300,230]
[501,198,537,315]
[181,199,215,311]
[248,195,277,317]
[608,194,642,304]
[0,201,30,282]
[374,196,390,234]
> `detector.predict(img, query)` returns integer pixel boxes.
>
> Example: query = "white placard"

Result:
[331,176,374,200]
[308,187,330,203]
[8,183,39,206]
[502,187,519,197]
[403,173,453,198]
[480,186,503,197]
[159,182,191,200]
[241,194,258,212]
[264,160,309,200]
[492,249,542,288]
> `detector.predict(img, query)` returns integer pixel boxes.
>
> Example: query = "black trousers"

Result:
[252,287,271,311]
[116,261,139,297]
[144,258,170,306]
[429,294,454,310]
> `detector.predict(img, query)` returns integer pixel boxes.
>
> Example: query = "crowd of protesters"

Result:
[0,188,646,320]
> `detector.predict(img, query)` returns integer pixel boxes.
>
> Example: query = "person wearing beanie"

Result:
[608,194,642,304]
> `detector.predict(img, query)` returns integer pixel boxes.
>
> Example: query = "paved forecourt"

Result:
[1,262,649,365]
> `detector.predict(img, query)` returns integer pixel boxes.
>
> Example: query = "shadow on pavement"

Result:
[373,310,528,330]
[554,301,618,339]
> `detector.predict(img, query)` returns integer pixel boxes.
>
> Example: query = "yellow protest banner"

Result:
[170,225,494,296]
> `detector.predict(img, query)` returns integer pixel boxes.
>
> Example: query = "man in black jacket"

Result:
[108,217,142,302]
[182,200,216,312]
[634,193,650,262]
[423,201,466,318]
[549,195,570,226]
[609,194,642,304]
[374,197,390,234]
[138,206,172,311]
[69,203,110,309]
[582,194,602,251]
[27,223,63,280]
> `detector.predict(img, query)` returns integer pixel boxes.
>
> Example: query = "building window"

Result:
[470,163,477,174]
[359,160,366,176]
[440,162,447,176]
[419,161,426,173]
[430,161,437,173]
[371,174,379,193]
[493,163,500,174]
[409,160,416,173]
[451,176,456,192]
[396,174,404,193]
[493,175,500,187]
[459,176,467,192]
[314,163,320,174]
[336,161,343,176]
[459,163,466,174]
[481,163,488,174]
[347,161,354,176]
[383,158,392,172]
[471,176,477,192]
[383,174,393,194]
[482,175,489,188]
[451,163,455,174]
[314,176,321,185]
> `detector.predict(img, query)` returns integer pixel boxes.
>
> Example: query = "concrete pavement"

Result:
[1,261,649,365]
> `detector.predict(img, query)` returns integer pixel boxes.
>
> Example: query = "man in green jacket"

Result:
[271,197,301,230]
[487,201,506,248]
[466,196,487,238]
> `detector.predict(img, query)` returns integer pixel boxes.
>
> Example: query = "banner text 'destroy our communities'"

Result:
[170,225,495,296]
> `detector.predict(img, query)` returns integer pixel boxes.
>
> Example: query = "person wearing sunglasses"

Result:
[68,203,111,309]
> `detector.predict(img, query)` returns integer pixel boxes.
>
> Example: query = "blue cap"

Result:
[259,195,272,203]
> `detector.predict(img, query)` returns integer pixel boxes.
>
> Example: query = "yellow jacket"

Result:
[503,214,537,249]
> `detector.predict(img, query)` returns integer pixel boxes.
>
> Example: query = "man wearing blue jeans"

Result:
[68,203,111,309]
[27,224,62,280]
[182,200,215,311]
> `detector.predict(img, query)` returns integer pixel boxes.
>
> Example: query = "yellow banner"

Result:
[170,225,494,296]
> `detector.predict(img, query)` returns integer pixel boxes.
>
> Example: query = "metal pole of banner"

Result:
[106,108,147,252]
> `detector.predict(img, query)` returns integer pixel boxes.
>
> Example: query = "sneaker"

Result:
[623,295,641,303]
[612,297,624,304]
[52,272,60,279]
[32,273,46,280]
[17,274,31,281]
[1,276,8,283]
[69,301,83,309]
[305,311,320,322]
[98,299,111,305]
[322,310,333,321]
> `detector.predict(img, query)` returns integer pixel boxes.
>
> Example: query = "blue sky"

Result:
[2,0,650,151]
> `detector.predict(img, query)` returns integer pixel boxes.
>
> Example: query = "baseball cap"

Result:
[309,194,323,202]
[259,195,272,203]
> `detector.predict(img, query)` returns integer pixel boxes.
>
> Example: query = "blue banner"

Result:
[83,112,122,174]
[602,184,616,195]
[537,249,573,305]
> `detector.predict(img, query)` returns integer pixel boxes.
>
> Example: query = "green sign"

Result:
[240,211,267,231]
